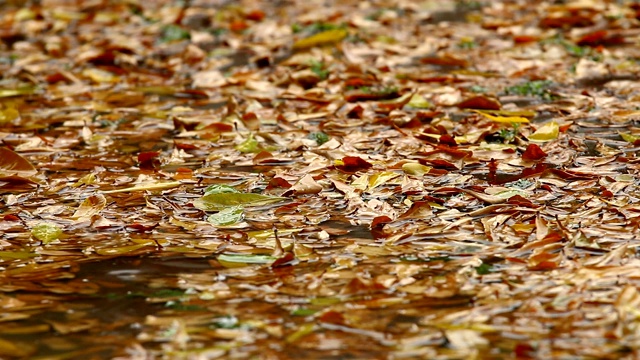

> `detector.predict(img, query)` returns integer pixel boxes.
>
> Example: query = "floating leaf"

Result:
[194,189,286,211]
[31,223,63,244]
[529,121,559,141]
[217,253,276,268]
[474,110,529,123]
[292,29,348,51]
[72,194,107,220]
[207,206,244,226]
[102,181,181,194]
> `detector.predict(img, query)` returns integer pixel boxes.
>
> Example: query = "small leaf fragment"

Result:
[31,223,63,244]
[529,121,559,142]
[207,206,244,226]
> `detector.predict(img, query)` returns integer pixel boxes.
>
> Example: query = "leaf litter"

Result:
[1,0,640,358]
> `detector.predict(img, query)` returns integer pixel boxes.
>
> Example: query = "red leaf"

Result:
[137,151,159,163]
[521,144,547,161]
[457,96,501,110]
[577,30,625,47]
[271,252,296,268]
[138,151,160,170]
[318,311,345,325]
[335,156,373,173]
[439,134,457,147]
[245,10,265,21]
[266,177,292,190]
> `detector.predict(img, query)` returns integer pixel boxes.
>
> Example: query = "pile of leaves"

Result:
[2,0,640,358]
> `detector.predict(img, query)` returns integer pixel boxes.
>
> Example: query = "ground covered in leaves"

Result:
[3,0,640,358]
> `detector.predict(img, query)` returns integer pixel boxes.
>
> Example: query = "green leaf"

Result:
[204,184,241,196]
[475,263,492,275]
[235,133,261,153]
[0,87,36,98]
[620,132,639,144]
[217,253,276,267]
[102,181,181,194]
[193,191,286,211]
[207,206,244,226]
[407,94,432,108]
[31,223,62,244]
[161,24,190,42]
[308,132,329,145]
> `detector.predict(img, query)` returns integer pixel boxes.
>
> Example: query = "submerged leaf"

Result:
[194,190,286,211]
[207,206,244,226]
[31,223,63,244]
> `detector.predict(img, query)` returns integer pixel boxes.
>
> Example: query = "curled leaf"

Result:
[0,148,37,177]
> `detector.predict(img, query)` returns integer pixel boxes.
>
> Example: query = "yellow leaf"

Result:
[293,29,348,51]
[72,194,107,220]
[474,110,530,123]
[529,121,559,141]
[619,132,639,144]
[351,174,369,191]
[402,163,432,176]
[368,171,401,190]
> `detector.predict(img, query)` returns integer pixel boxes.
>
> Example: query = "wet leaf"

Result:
[368,171,401,189]
[31,222,63,244]
[207,206,244,226]
[72,194,107,220]
[194,190,286,211]
[217,253,276,267]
